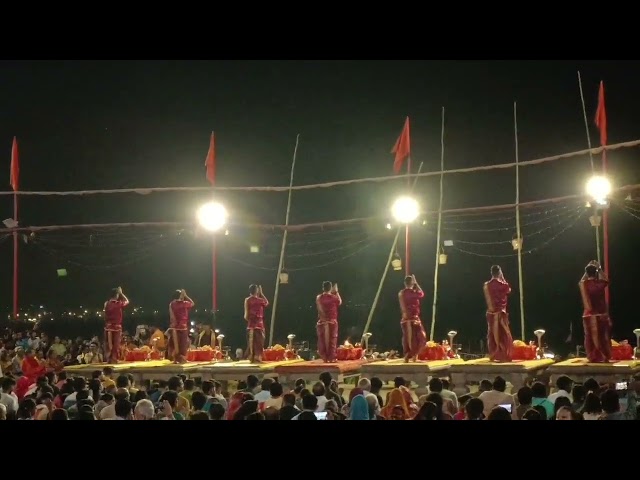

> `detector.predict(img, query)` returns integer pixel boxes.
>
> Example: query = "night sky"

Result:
[1,60,638,352]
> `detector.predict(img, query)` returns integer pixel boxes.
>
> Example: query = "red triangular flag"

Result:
[10,136,19,192]
[391,117,410,174]
[595,81,607,147]
[205,132,215,186]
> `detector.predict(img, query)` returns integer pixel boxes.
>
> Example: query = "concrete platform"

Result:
[449,358,555,392]
[274,359,370,386]
[548,358,640,385]
[360,358,465,389]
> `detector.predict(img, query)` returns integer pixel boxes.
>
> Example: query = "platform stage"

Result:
[63,358,304,385]
[360,358,465,390]
[448,358,555,393]
[274,359,370,386]
[548,358,640,385]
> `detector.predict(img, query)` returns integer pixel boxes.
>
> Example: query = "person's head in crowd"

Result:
[260,378,274,392]
[115,375,130,389]
[184,379,195,391]
[191,391,207,411]
[208,403,225,420]
[428,377,443,393]
[201,381,214,396]
[76,406,96,420]
[282,393,296,407]
[479,379,492,393]
[583,378,600,395]
[297,411,317,420]
[264,407,279,420]
[18,398,37,420]
[533,405,548,420]
[492,376,507,393]
[319,372,332,388]
[233,400,259,420]
[167,376,183,392]
[600,389,621,414]
[531,382,547,399]
[583,392,602,415]
[295,378,306,389]
[50,408,69,420]
[465,398,484,420]
[556,375,573,393]
[302,393,318,412]
[115,398,132,419]
[487,406,511,420]
[312,382,326,397]
[161,390,179,411]
[553,396,572,419]
[134,399,155,420]
[190,411,209,420]
[394,377,406,388]
[270,381,283,398]
[246,375,259,391]
[357,378,371,392]
[246,412,265,420]
[522,409,542,420]
[369,377,383,394]
[517,386,533,407]
[237,381,247,391]
[571,384,586,405]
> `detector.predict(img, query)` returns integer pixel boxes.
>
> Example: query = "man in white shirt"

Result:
[312,382,328,411]
[478,376,517,419]
[428,377,457,416]
[547,375,573,405]
[254,378,274,403]
[357,378,371,395]
[100,388,129,420]
[0,377,19,416]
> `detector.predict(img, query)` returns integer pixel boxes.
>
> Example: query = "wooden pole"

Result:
[513,102,526,340]
[268,134,300,347]
[361,162,424,339]
[577,71,602,264]
[429,107,445,342]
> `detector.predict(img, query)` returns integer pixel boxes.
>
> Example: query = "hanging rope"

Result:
[2,140,639,197]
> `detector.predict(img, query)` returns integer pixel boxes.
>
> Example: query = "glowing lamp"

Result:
[362,332,373,351]
[279,271,289,284]
[439,247,448,265]
[391,196,420,224]
[391,253,402,271]
[586,175,612,206]
[511,236,523,251]
[197,202,228,232]
[217,334,225,352]
[589,215,601,227]
[250,245,260,253]
[287,334,296,349]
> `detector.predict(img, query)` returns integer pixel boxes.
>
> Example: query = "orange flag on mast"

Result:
[205,132,216,186]
[10,136,19,192]
[391,117,411,174]
[594,81,607,147]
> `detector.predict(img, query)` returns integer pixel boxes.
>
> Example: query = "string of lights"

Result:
[451,208,586,245]
[451,210,586,258]
[441,203,584,233]
[440,202,573,224]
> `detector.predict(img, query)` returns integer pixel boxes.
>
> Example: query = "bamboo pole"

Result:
[268,134,300,347]
[577,71,601,264]
[513,102,526,340]
[429,107,445,341]
[361,162,424,340]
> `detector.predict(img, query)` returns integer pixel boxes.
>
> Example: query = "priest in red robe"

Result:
[316,281,342,363]
[104,286,130,364]
[579,260,611,363]
[244,284,269,363]
[483,265,513,362]
[168,289,194,364]
[398,275,427,362]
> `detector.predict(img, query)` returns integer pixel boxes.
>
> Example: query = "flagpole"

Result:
[577,72,601,265]
[513,102,526,340]
[13,191,18,319]
[405,154,411,276]
[598,81,611,305]
[429,107,445,342]
[268,134,300,347]
[206,132,218,316]
[362,162,424,340]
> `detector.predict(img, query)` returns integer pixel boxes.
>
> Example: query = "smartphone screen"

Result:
[498,403,512,413]
[616,381,628,391]
[314,411,328,420]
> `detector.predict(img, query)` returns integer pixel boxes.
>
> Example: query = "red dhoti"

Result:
[317,320,338,362]
[401,318,427,358]
[486,311,513,362]
[104,327,122,364]
[246,328,265,362]
[583,314,612,363]
[167,328,189,362]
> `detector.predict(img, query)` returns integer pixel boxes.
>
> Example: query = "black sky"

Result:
[1,60,638,351]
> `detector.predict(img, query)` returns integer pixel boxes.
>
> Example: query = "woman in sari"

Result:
[381,388,410,420]
[414,401,438,420]
[341,387,364,417]
[233,400,259,420]
[348,395,370,420]
[365,393,381,419]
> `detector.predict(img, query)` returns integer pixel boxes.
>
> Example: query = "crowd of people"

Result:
[0,344,637,420]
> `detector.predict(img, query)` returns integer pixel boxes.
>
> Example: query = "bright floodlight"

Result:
[197,202,228,232]
[586,175,612,205]
[391,196,420,224]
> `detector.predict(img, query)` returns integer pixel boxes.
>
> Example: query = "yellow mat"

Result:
[375,358,465,369]
[205,359,305,370]
[65,360,172,371]
[551,358,640,369]
[453,358,554,370]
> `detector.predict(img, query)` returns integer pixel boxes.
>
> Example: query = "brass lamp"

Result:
[534,329,545,359]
